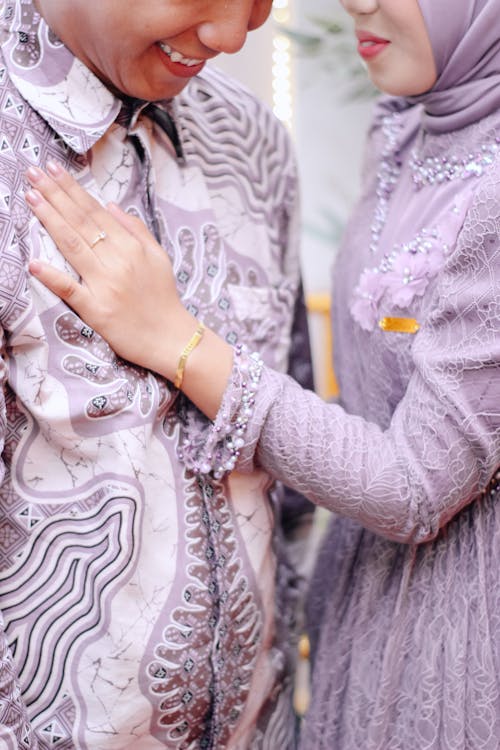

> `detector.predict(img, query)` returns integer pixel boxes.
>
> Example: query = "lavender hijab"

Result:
[414,0,500,132]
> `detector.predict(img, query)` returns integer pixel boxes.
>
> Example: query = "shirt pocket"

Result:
[227,282,296,372]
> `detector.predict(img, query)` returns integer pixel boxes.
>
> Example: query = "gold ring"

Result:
[90,230,107,248]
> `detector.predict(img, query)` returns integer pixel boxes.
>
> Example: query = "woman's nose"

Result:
[340,0,379,15]
[197,0,272,55]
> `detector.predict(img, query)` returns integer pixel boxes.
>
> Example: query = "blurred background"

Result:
[212,0,376,715]
[213,0,374,399]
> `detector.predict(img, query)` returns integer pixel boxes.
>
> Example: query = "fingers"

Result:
[25,161,174,330]
[25,186,106,281]
[107,202,163,253]
[29,258,92,314]
[27,163,102,243]
[26,162,132,255]
[25,163,185,374]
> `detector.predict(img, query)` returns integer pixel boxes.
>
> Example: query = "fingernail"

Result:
[47,159,63,176]
[29,259,42,275]
[26,166,43,183]
[25,189,41,205]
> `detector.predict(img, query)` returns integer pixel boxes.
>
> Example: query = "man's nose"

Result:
[197,1,267,55]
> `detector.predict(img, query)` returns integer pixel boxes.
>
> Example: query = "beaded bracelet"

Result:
[174,322,206,389]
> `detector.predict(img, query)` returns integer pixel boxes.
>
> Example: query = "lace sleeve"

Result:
[178,345,264,479]
[192,173,500,545]
[279,281,316,537]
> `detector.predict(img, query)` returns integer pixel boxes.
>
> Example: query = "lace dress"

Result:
[186,101,500,749]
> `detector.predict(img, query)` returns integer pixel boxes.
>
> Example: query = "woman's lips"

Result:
[356,31,390,60]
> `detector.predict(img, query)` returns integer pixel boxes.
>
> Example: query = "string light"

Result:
[272,0,293,129]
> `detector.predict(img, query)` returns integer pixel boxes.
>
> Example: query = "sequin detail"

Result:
[178,346,264,479]
[370,113,405,254]
[351,227,450,332]
[358,114,500,332]
[410,141,500,189]
[481,468,500,500]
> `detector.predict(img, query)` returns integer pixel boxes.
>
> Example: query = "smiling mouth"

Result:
[356,32,390,61]
[158,42,204,67]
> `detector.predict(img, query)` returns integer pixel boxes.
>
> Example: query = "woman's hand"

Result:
[25,161,233,419]
[25,161,196,382]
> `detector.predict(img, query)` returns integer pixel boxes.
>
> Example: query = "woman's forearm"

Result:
[174,322,234,421]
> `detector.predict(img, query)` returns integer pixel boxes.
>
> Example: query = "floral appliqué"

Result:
[350,228,449,332]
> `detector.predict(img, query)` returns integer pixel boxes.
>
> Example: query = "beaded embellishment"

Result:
[481,468,500,501]
[178,345,264,479]
[351,227,450,332]
[354,112,500,332]
[410,141,500,190]
[370,112,405,254]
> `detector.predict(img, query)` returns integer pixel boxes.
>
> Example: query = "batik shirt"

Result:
[0,2,313,748]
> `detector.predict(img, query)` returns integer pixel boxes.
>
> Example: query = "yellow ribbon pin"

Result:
[379,317,420,334]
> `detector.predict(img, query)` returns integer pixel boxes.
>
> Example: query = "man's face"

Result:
[36,0,273,100]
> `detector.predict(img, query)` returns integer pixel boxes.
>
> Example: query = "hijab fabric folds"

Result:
[414,0,500,132]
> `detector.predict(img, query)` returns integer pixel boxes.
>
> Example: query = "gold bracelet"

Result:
[174,322,206,389]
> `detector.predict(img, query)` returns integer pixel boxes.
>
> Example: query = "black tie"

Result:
[142,103,183,159]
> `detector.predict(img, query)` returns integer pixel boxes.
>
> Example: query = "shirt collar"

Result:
[1,2,185,158]
[1,1,120,153]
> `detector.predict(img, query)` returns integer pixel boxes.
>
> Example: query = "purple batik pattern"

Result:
[0,2,309,747]
[53,311,167,425]
[1,497,138,732]
[143,471,262,747]
[0,622,37,749]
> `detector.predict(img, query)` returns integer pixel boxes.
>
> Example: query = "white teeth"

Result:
[159,42,203,67]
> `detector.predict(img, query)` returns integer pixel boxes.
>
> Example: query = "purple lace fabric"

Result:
[177,346,265,479]
[193,102,500,748]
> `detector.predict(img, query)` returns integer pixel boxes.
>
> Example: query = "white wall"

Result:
[212,20,275,110]
[291,0,374,295]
